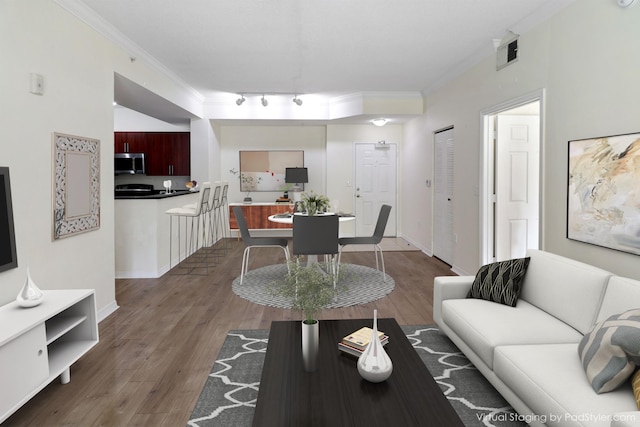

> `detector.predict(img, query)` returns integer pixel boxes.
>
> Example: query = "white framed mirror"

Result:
[52,132,100,239]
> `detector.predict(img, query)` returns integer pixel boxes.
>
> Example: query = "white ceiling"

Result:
[60,0,576,123]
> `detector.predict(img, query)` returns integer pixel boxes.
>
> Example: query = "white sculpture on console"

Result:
[16,267,44,308]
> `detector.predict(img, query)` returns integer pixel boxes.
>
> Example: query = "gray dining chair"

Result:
[293,214,340,284]
[232,206,290,285]
[337,204,392,280]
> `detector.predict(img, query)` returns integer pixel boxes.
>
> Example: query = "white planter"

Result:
[301,320,319,372]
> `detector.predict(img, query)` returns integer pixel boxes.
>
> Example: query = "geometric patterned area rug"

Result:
[187,326,527,427]
[231,263,394,308]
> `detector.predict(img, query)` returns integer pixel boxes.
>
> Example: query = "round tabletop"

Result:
[268,212,355,224]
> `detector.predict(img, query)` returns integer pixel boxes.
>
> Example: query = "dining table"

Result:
[267,212,355,225]
[268,212,355,266]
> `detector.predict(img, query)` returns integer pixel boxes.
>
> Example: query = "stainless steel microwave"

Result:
[114,152,145,175]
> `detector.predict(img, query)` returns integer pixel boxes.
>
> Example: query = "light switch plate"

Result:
[30,73,44,95]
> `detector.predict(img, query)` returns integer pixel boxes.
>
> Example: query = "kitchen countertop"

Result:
[114,189,198,199]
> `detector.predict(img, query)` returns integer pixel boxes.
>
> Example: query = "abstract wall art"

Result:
[239,150,304,192]
[567,132,640,255]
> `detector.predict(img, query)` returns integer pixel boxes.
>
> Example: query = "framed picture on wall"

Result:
[567,131,640,255]
[239,150,304,192]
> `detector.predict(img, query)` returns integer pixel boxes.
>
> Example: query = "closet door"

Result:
[433,128,454,265]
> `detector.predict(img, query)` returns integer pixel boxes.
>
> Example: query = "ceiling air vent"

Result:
[496,34,519,70]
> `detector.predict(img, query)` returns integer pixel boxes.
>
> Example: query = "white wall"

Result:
[402,119,432,253]
[404,0,640,278]
[114,107,190,132]
[191,119,221,185]
[0,0,202,315]
[326,124,404,237]
[0,0,117,313]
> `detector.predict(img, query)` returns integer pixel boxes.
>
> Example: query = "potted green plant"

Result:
[301,191,330,215]
[271,258,343,372]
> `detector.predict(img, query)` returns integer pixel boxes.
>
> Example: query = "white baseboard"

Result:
[451,264,472,276]
[98,300,119,322]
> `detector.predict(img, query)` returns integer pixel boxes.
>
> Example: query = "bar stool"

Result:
[165,182,212,274]
[215,182,229,254]
[202,182,227,260]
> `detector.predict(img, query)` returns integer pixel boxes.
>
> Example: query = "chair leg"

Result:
[330,255,337,291]
[336,246,345,277]
[240,246,251,285]
[375,243,386,281]
[371,244,379,271]
[283,246,291,274]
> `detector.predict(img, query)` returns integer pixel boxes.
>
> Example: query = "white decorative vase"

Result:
[357,309,393,382]
[301,320,319,372]
[16,268,44,308]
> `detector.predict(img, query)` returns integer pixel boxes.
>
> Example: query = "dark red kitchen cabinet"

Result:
[114,132,190,176]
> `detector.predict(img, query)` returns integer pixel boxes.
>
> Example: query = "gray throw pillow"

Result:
[578,308,640,394]
[466,257,530,307]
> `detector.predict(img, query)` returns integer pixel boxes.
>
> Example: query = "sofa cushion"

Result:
[467,257,530,306]
[442,298,583,369]
[520,249,612,334]
[494,343,638,427]
[579,309,640,394]
[597,276,640,323]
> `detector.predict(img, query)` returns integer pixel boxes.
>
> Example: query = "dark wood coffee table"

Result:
[253,318,464,426]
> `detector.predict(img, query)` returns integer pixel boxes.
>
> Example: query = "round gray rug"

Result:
[232,263,394,308]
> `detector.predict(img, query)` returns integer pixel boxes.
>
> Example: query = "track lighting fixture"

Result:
[234,93,304,106]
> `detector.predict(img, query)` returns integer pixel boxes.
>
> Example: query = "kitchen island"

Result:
[115,191,199,278]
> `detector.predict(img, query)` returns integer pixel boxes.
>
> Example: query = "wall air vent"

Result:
[496,34,519,71]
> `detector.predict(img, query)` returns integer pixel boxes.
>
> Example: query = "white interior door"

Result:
[434,128,454,265]
[354,143,397,236]
[495,115,540,260]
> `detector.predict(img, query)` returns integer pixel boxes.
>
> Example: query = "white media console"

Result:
[0,289,99,423]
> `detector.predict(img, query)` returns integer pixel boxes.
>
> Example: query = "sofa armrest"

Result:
[433,275,474,328]
[611,412,640,427]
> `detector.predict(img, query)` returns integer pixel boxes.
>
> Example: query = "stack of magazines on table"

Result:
[338,326,389,357]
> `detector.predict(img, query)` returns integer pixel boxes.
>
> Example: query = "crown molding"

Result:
[54,0,204,102]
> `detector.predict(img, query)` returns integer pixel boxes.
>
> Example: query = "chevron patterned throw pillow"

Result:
[466,257,530,307]
[579,308,640,394]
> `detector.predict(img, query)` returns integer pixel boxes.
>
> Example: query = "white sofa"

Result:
[434,249,640,427]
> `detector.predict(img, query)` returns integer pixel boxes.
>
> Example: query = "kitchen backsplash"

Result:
[114,174,191,190]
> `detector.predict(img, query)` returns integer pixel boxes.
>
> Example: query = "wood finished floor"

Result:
[5,239,455,426]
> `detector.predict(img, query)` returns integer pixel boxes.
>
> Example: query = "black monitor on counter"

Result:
[285,167,308,185]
